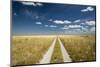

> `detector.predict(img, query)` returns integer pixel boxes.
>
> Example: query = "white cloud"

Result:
[49,25,57,28]
[53,20,71,24]
[62,25,90,34]
[44,25,57,28]
[90,27,95,32]
[68,25,82,28]
[81,23,85,25]
[21,2,37,6]
[21,2,43,6]
[74,19,81,23]
[36,22,42,24]
[75,29,81,31]
[61,25,82,30]
[61,25,69,30]
[44,25,48,27]
[54,20,64,24]
[81,26,88,32]
[64,20,71,23]
[86,21,95,26]
[36,3,43,6]
[64,28,82,34]
[81,7,94,12]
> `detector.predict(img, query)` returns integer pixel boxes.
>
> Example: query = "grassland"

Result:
[50,38,63,63]
[60,35,96,62]
[12,35,96,66]
[12,36,54,65]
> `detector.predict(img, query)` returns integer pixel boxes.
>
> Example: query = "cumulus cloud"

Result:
[86,21,95,26]
[44,25,57,28]
[61,25,82,30]
[61,24,95,34]
[90,27,95,32]
[44,25,49,27]
[68,25,82,28]
[53,20,71,24]
[81,23,85,25]
[64,20,72,23]
[54,20,64,24]
[61,25,69,30]
[49,25,57,28]
[75,29,81,31]
[36,22,42,24]
[81,7,94,12]
[81,26,88,32]
[36,3,43,6]
[64,28,82,34]
[21,2,43,6]
[74,19,81,23]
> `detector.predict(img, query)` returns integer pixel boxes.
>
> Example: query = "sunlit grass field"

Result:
[60,35,96,62]
[12,36,54,65]
[12,35,96,66]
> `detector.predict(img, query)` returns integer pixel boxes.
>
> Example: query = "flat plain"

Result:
[12,36,54,65]
[12,35,96,66]
[60,35,96,62]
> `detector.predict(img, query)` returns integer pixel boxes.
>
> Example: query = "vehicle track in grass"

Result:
[39,38,57,64]
[58,37,72,62]
[50,38,64,63]
[39,37,72,64]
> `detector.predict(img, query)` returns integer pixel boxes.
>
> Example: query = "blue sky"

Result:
[12,1,96,35]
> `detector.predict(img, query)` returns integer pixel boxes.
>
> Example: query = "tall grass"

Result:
[12,36,54,65]
[60,35,96,62]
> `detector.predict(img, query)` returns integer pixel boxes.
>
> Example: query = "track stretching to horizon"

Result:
[39,37,72,64]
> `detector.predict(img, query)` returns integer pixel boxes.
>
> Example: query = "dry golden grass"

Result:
[12,36,54,65]
[60,35,96,62]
